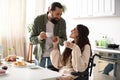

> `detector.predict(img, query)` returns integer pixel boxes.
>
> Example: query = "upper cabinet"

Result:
[74,0,120,18]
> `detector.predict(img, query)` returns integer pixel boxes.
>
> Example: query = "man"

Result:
[30,2,67,68]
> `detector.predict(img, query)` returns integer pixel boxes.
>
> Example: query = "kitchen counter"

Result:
[93,47,120,54]
[93,47,120,80]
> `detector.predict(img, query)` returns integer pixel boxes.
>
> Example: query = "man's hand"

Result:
[39,31,47,40]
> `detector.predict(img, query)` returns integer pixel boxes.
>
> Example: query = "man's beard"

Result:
[50,18,59,24]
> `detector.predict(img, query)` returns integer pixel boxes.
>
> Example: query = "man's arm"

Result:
[30,15,45,44]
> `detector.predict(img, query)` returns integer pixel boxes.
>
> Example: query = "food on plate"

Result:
[5,55,16,62]
[0,61,2,65]
[14,61,27,66]
[0,69,6,74]
[2,66,8,70]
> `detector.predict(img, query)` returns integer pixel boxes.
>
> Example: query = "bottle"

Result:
[102,36,108,48]
[95,40,99,46]
[97,33,103,47]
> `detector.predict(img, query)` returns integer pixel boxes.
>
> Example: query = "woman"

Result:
[50,24,92,80]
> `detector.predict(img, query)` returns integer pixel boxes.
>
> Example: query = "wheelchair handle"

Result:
[93,54,101,58]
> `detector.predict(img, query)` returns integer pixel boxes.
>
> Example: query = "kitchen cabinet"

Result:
[75,0,120,18]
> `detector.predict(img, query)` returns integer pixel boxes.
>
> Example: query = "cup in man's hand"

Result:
[46,32,53,38]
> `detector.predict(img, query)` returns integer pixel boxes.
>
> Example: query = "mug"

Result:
[46,32,53,38]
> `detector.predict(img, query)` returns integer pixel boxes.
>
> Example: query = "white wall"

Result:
[65,17,120,49]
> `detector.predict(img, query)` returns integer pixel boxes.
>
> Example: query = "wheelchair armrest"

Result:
[47,65,59,72]
[71,71,88,76]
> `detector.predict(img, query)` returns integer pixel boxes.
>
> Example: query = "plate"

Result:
[14,64,27,67]
[0,70,9,76]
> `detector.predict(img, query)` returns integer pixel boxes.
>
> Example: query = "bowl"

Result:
[108,44,119,49]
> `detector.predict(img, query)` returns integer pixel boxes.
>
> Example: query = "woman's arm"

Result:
[50,49,63,69]
[71,44,90,72]
[50,37,63,69]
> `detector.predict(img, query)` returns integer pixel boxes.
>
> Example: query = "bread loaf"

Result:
[5,55,16,62]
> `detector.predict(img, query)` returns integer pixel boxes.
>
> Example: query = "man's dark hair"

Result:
[50,2,63,11]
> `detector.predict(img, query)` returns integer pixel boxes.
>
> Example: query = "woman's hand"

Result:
[64,41,74,49]
[52,36,59,49]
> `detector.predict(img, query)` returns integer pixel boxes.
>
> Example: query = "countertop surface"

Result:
[93,47,120,54]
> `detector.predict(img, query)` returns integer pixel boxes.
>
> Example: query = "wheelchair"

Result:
[71,54,101,80]
[48,54,101,80]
